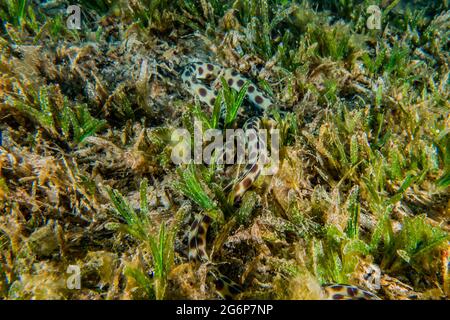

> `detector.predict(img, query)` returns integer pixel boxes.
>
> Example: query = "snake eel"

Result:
[180,61,380,300]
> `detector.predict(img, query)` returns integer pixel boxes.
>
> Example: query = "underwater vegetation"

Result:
[0,0,448,300]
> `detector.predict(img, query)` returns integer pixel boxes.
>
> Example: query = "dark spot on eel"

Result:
[347,287,357,297]
[255,95,264,104]
[190,220,199,231]
[242,178,252,189]
[215,280,224,290]
[203,215,212,224]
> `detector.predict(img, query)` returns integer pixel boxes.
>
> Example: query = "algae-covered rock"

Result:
[81,251,118,289]
[8,262,67,300]
[27,220,61,258]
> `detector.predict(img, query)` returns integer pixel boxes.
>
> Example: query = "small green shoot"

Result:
[174,162,217,212]
[60,100,107,144]
[221,77,249,128]
[3,86,106,145]
[192,92,223,129]
[107,180,182,299]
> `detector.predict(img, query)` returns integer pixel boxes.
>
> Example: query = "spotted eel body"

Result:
[187,212,243,299]
[181,61,380,300]
[323,284,380,300]
[181,61,272,203]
